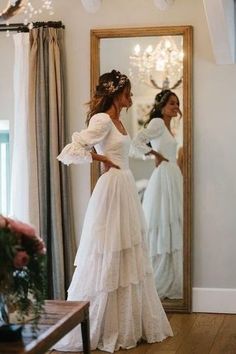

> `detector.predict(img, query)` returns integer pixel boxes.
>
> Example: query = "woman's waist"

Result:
[156,160,180,170]
[105,155,129,170]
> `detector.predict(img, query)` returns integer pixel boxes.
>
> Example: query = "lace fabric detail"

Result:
[131,118,165,156]
[152,251,183,299]
[68,242,154,296]
[53,114,173,353]
[53,275,173,353]
[143,163,183,255]
[57,143,93,165]
[57,113,112,165]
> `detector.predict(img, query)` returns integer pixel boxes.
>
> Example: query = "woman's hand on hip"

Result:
[146,149,169,167]
[102,157,120,172]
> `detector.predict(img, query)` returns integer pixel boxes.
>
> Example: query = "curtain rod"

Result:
[0,21,65,32]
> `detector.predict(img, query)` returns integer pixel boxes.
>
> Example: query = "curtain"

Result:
[10,33,30,223]
[28,26,76,299]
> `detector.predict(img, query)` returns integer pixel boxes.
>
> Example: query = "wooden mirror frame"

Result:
[90,26,193,313]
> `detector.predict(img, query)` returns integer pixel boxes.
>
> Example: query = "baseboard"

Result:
[192,287,236,314]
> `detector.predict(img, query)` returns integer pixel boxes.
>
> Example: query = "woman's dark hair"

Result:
[144,89,181,127]
[86,70,131,125]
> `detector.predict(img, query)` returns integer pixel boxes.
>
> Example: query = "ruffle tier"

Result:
[75,168,147,257]
[152,250,183,299]
[142,161,183,254]
[53,167,173,352]
[54,274,173,352]
[69,242,153,296]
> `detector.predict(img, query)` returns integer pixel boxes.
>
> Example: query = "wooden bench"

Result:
[0,300,90,354]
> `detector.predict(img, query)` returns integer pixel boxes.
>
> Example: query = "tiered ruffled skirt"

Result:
[54,168,173,352]
[142,161,183,299]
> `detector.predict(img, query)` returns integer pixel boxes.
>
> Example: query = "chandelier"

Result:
[0,0,54,24]
[129,36,184,90]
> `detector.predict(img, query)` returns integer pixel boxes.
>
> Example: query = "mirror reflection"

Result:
[130,89,183,301]
[92,26,193,312]
[100,35,184,302]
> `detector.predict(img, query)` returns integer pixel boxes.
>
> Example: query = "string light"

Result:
[22,0,55,26]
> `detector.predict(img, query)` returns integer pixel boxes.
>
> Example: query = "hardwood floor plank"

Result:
[209,314,236,354]
[145,313,197,352]
[52,313,236,354]
[175,314,225,354]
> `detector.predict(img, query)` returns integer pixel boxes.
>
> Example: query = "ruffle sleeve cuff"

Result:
[57,142,93,165]
[130,130,152,158]
[57,113,112,165]
[130,118,165,158]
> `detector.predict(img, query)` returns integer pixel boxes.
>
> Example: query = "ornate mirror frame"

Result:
[90,26,193,313]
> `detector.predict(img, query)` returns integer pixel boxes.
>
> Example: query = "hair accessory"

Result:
[102,72,129,95]
[155,90,171,105]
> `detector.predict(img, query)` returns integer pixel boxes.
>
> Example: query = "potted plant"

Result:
[0,215,46,341]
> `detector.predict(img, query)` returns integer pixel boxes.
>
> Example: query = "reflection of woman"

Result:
[54,71,173,352]
[132,90,183,300]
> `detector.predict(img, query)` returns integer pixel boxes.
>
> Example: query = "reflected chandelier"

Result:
[129,36,184,90]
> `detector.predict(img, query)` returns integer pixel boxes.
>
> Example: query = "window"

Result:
[0,121,10,215]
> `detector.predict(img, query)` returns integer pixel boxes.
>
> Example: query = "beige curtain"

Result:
[28,26,76,299]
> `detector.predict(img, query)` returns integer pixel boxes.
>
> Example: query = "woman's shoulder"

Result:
[89,112,112,131]
[147,117,165,130]
[90,112,111,124]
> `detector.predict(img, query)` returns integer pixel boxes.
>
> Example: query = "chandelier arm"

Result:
[170,77,183,90]
[0,0,27,22]
[150,77,163,90]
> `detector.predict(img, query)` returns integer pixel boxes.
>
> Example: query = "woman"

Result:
[54,71,173,352]
[132,90,183,300]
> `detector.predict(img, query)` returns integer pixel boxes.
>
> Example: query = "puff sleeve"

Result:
[130,118,165,156]
[57,113,112,165]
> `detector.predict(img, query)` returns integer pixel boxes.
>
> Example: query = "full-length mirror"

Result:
[91,26,192,312]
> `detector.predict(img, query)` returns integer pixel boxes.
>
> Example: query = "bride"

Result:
[54,69,173,352]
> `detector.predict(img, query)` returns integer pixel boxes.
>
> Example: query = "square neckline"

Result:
[105,113,128,136]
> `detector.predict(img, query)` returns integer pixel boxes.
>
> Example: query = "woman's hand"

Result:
[146,150,169,167]
[102,158,120,172]
[91,151,120,172]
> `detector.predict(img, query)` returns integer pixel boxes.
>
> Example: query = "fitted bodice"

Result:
[95,121,131,170]
[131,118,178,164]
[150,126,178,163]
[56,112,131,168]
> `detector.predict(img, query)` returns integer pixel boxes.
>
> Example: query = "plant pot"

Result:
[0,323,23,342]
[0,295,23,342]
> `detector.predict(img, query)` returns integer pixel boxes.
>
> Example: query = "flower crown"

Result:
[102,73,129,95]
[155,90,171,105]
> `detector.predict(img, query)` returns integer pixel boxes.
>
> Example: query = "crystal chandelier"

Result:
[0,0,27,21]
[129,36,184,90]
[0,1,54,24]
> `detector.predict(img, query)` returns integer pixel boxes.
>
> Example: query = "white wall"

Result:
[54,0,236,290]
[3,0,236,309]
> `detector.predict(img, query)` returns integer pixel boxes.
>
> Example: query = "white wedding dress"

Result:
[54,113,173,352]
[132,118,183,300]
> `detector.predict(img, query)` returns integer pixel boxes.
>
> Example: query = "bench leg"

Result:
[81,309,90,354]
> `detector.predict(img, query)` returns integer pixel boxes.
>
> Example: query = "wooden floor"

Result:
[52,313,236,354]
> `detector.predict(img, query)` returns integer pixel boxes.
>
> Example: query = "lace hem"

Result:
[53,274,173,353]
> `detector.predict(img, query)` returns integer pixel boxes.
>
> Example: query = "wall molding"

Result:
[193,287,236,314]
